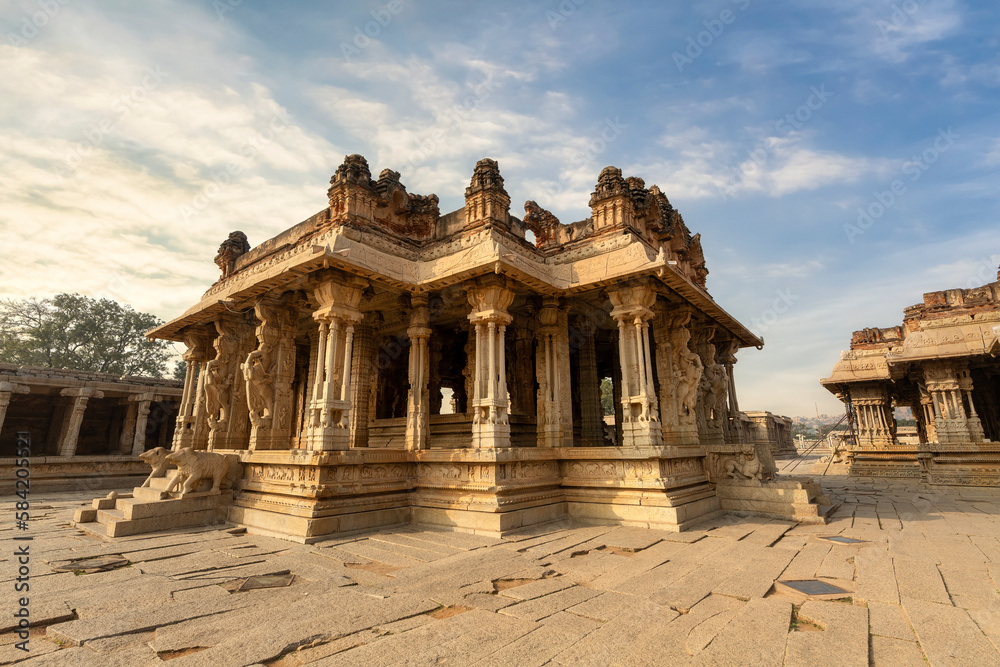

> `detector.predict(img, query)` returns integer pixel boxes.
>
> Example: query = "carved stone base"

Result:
[621,420,662,448]
[0,455,148,494]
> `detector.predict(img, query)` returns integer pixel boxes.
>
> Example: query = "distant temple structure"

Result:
[75,156,829,541]
[822,268,1000,484]
[0,364,181,491]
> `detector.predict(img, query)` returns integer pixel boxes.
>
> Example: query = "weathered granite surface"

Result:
[7,457,1000,665]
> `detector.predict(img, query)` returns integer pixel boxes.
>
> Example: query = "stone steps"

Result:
[716,479,834,525]
[74,488,233,538]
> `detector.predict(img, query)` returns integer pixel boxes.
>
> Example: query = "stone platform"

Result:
[7,456,1000,665]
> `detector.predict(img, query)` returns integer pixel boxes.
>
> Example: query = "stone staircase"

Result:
[715,476,838,525]
[73,474,232,538]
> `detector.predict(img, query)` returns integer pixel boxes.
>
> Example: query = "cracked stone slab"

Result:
[784,600,869,667]
[550,597,680,665]
[893,558,951,604]
[682,594,745,657]
[855,546,899,604]
[713,546,797,600]
[868,601,918,641]
[903,596,1000,666]
[871,635,926,665]
[691,597,791,666]
[45,594,256,647]
[498,577,572,601]
[499,585,600,622]
[474,611,602,667]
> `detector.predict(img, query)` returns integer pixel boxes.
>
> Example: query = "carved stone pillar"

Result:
[348,320,376,448]
[611,338,623,446]
[535,298,573,448]
[718,339,741,444]
[244,296,300,451]
[575,317,604,447]
[305,278,366,451]
[405,296,431,450]
[130,392,155,456]
[206,315,254,450]
[692,326,727,446]
[922,361,985,444]
[918,381,938,443]
[173,329,213,451]
[652,308,702,446]
[468,281,514,448]
[609,284,661,448]
[463,329,476,416]
[0,382,29,438]
[57,388,103,457]
[852,382,896,448]
[118,399,138,454]
[958,366,985,444]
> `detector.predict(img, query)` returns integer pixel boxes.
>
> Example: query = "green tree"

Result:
[600,377,615,416]
[0,293,171,377]
[173,359,187,381]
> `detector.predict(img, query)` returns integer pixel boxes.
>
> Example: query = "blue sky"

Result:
[2,0,998,417]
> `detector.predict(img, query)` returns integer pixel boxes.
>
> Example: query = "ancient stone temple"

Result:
[821,268,1000,485]
[84,155,829,542]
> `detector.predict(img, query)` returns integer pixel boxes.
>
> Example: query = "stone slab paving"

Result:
[6,462,1000,665]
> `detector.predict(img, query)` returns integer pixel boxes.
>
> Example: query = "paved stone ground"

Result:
[4,455,1000,666]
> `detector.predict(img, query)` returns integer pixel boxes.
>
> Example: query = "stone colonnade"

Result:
[848,358,987,450]
[0,370,180,458]
[175,277,748,454]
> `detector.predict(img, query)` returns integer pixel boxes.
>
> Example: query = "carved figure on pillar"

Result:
[653,308,702,446]
[244,298,299,450]
[174,329,213,451]
[206,315,253,450]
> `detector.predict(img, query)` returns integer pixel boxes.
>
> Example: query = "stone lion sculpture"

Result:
[163,448,241,496]
[138,447,173,488]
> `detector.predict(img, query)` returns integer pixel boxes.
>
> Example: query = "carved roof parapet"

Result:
[523,200,562,249]
[214,231,251,281]
[589,166,630,204]
[464,158,511,232]
[465,158,507,197]
[330,154,376,191]
[850,326,904,349]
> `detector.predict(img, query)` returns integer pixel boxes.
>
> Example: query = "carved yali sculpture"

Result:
[138,447,173,488]
[163,447,242,496]
[719,442,771,482]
